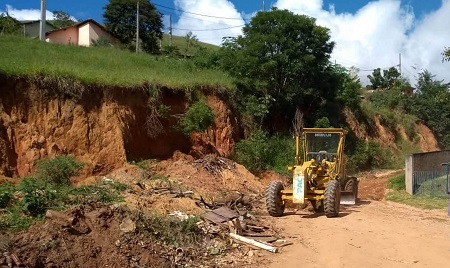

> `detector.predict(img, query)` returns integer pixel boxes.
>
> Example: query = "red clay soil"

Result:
[357,170,403,201]
[6,204,188,268]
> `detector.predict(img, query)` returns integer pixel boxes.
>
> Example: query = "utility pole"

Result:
[136,0,139,53]
[39,0,46,41]
[398,53,402,75]
[169,15,173,46]
[262,0,265,12]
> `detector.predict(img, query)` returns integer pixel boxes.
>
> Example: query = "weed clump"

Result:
[178,100,214,135]
[35,155,84,185]
[0,183,14,208]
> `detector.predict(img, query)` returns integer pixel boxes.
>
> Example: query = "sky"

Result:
[2,0,450,85]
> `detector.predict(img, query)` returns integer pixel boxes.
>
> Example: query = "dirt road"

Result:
[259,172,450,268]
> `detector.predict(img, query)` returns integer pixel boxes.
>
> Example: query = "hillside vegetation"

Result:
[0,35,233,89]
[1,9,447,175]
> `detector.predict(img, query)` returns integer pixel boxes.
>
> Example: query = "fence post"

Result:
[405,155,414,195]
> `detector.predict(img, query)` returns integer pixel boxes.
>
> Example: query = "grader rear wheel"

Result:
[266,181,285,217]
[324,180,340,218]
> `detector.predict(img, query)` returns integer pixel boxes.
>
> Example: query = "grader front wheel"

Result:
[324,180,341,218]
[266,181,285,217]
[345,177,359,200]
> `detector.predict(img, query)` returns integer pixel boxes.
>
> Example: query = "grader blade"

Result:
[340,191,356,205]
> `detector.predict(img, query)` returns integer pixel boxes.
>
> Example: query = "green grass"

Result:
[0,180,129,233]
[386,191,448,210]
[0,35,234,89]
[161,34,219,55]
[387,174,406,191]
[386,174,448,210]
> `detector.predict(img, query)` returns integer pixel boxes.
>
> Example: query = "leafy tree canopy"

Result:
[52,11,76,29]
[219,8,335,117]
[367,67,401,89]
[0,13,21,35]
[443,47,450,62]
[407,70,450,148]
[104,0,163,53]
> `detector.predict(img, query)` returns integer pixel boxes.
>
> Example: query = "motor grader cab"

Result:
[266,128,358,218]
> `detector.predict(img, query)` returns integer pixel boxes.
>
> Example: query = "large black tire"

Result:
[344,177,359,200]
[324,180,340,218]
[266,181,285,217]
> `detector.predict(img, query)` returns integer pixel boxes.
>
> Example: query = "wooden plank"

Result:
[202,211,228,224]
[212,207,239,219]
[253,236,278,243]
[272,240,293,247]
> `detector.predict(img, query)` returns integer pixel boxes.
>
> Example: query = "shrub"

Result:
[178,100,214,135]
[388,174,406,190]
[19,178,56,216]
[138,213,201,247]
[69,182,125,204]
[0,204,36,232]
[266,135,296,174]
[348,141,390,171]
[234,130,270,172]
[35,155,84,185]
[314,117,331,128]
[0,183,15,208]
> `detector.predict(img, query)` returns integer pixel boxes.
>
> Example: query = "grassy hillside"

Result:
[0,35,233,89]
[161,34,219,56]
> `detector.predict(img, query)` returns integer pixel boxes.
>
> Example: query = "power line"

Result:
[172,25,244,31]
[154,3,247,21]
[161,11,242,26]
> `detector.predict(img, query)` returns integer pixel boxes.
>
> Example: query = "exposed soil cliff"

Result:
[0,75,239,177]
[343,107,439,153]
[0,74,440,178]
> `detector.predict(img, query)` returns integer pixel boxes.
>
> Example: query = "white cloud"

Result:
[1,4,53,21]
[173,0,450,84]
[172,0,245,45]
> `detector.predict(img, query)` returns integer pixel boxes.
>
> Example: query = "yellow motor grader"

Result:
[266,128,358,218]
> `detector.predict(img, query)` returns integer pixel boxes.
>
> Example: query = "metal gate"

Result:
[412,170,449,197]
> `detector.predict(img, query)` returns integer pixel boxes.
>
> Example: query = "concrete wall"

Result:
[46,26,78,45]
[412,150,450,171]
[405,150,450,195]
[49,22,115,47]
[78,23,90,46]
[89,23,116,45]
[23,22,55,38]
[405,155,413,194]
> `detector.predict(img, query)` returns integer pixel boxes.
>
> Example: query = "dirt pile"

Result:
[73,152,267,216]
[3,204,188,268]
[150,152,265,202]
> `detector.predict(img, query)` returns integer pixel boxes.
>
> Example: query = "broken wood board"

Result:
[202,207,239,224]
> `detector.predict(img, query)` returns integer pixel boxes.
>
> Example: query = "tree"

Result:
[367,67,401,89]
[0,13,21,35]
[219,8,335,122]
[52,11,76,29]
[443,47,450,62]
[184,31,199,57]
[334,65,362,110]
[104,0,162,53]
[407,70,450,148]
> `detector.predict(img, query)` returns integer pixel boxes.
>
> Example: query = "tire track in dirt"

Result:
[258,171,450,268]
